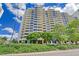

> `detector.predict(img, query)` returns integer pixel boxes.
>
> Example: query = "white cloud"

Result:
[11,8,25,23]
[54,7,63,12]
[3,27,14,33]
[13,17,21,23]
[49,7,54,9]
[43,6,63,12]
[0,34,19,40]
[43,7,49,11]
[0,35,11,39]
[75,3,79,9]
[2,27,19,39]
[37,3,44,5]
[62,3,79,15]
[18,3,26,10]
[9,8,24,23]
[5,3,26,23]
[43,3,79,15]
[6,3,26,16]
[12,9,25,17]
[6,3,26,10]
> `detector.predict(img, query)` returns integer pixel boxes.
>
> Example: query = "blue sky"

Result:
[1,3,78,38]
[0,3,20,35]
[26,3,66,8]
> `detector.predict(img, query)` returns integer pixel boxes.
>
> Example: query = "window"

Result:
[33,29,37,31]
[34,26,38,28]
[52,11,56,17]
[34,23,37,25]
[45,13,48,17]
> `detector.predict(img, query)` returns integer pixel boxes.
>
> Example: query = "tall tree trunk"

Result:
[36,40,38,44]
[75,41,78,45]
[71,41,74,44]
[27,40,30,44]
[44,39,48,44]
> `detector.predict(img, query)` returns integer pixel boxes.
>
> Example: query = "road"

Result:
[3,49,79,56]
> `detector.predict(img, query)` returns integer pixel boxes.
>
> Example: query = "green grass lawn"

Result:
[0,43,79,55]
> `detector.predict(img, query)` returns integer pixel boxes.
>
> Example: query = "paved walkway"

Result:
[3,49,79,56]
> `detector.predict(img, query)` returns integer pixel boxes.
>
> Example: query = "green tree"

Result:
[66,19,79,44]
[41,32,52,44]
[68,19,79,28]
[67,19,79,33]
[26,32,41,43]
[74,33,79,44]
[59,34,69,44]
[69,33,79,44]
[51,24,66,44]
[11,39,18,43]
[0,37,7,44]
[52,23,66,35]
[27,32,40,40]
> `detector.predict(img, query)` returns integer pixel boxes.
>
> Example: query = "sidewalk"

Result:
[2,49,79,56]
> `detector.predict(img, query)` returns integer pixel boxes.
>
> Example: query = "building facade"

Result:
[19,4,74,39]
[72,9,79,19]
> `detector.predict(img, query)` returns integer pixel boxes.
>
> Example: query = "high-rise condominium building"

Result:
[72,9,79,19]
[19,4,74,39]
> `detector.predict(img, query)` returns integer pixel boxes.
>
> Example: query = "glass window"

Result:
[52,11,56,17]
[33,29,37,31]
